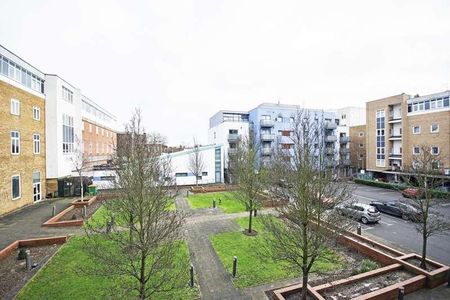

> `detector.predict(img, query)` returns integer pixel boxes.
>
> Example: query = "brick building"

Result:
[349,125,366,172]
[0,46,46,215]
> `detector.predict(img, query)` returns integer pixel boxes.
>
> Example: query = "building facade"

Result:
[0,46,46,215]
[366,91,450,181]
[349,125,367,172]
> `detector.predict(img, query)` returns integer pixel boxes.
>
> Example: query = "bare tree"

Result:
[70,135,89,201]
[188,138,205,186]
[402,145,450,269]
[262,110,352,300]
[229,131,266,234]
[84,109,185,299]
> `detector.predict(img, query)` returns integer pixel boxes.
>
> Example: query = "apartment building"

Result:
[349,125,366,171]
[366,91,450,181]
[334,107,366,176]
[81,95,117,167]
[209,103,340,181]
[0,46,46,215]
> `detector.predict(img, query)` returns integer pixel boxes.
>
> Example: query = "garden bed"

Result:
[71,196,97,207]
[0,237,67,300]
[59,200,103,221]
[43,197,104,227]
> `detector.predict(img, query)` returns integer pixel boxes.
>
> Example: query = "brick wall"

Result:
[0,80,46,215]
[349,125,366,170]
[82,119,116,166]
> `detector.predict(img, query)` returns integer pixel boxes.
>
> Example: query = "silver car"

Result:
[336,202,381,224]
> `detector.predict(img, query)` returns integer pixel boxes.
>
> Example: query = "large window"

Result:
[11,131,20,154]
[12,175,21,199]
[62,86,73,103]
[62,114,74,153]
[0,55,45,93]
[376,110,385,167]
[33,134,40,154]
[407,96,450,113]
[431,146,439,155]
[10,99,20,115]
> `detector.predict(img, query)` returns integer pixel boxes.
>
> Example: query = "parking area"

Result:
[349,183,450,266]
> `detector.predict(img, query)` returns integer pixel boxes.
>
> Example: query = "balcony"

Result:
[339,136,351,144]
[388,153,402,160]
[228,133,239,142]
[325,135,337,143]
[325,121,337,130]
[388,135,402,141]
[340,148,350,154]
[260,119,274,127]
[388,117,402,124]
[261,148,272,156]
[261,134,275,141]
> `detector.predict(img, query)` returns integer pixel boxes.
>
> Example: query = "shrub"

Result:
[351,259,379,275]
[17,248,28,260]
[354,179,407,191]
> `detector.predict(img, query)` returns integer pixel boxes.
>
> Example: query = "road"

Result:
[350,183,450,266]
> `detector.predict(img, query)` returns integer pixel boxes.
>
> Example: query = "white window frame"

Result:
[11,174,21,200]
[431,146,439,155]
[359,132,364,137]
[412,146,420,155]
[412,126,421,134]
[33,106,40,120]
[11,99,20,116]
[430,124,439,133]
[11,131,20,154]
[62,86,74,103]
[33,133,41,154]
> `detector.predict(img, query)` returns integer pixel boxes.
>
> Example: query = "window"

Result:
[276,116,283,122]
[33,106,40,120]
[96,143,99,154]
[412,126,420,134]
[0,55,44,93]
[96,126,99,134]
[359,143,364,148]
[202,172,208,176]
[62,86,73,103]
[430,124,439,133]
[289,117,294,123]
[33,134,40,154]
[12,175,21,199]
[11,131,20,154]
[175,173,188,177]
[106,131,109,138]
[11,99,20,115]
[359,132,364,137]
[62,114,74,153]
[432,161,440,170]
[413,146,420,155]
[431,146,439,155]
[376,110,385,167]
[261,115,271,120]
[101,128,104,136]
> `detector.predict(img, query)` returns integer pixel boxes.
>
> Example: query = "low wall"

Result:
[0,236,67,260]
[42,205,84,227]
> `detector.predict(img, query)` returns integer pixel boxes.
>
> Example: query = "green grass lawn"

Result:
[187,192,246,213]
[17,237,198,300]
[210,217,344,288]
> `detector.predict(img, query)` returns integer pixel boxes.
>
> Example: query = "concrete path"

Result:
[0,198,82,249]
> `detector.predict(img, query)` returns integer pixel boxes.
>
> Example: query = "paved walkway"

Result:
[0,198,82,249]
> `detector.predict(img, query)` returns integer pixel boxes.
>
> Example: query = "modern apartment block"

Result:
[366,91,450,181]
[349,125,366,171]
[0,46,46,215]
[334,107,366,176]
[209,103,340,181]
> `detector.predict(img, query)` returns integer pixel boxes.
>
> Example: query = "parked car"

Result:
[335,202,381,224]
[370,201,421,221]
[402,188,424,199]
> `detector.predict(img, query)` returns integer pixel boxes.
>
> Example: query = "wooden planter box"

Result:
[71,196,97,207]
[43,196,100,227]
[0,236,67,260]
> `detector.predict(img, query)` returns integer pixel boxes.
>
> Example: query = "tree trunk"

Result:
[301,272,308,300]
[139,253,146,299]
[80,174,84,202]
[248,209,253,233]
[420,231,427,270]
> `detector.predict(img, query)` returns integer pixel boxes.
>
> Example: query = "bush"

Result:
[354,179,407,191]
[17,248,28,260]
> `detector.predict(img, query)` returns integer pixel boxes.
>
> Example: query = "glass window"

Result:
[33,106,40,120]
[10,99,20,115]
[413,126,420,134]
[413,146,420,155]
[33,134,40,154]
[62,114,74,153]
[431,146,439,155]
[12,175,21,199]
[11,131,20,154]
[430,124,439,133]
[62,86,74,103]
[444,97,449,107]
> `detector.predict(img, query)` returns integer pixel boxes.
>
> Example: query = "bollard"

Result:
[253,209,257,217]
[232,256,237,277]
[186,190,189,197]
[106,221,111,234]
[398,286,404,300]
[357,224,361,235]
[26,251,32,271]
[83,206,87,218]
[190,264,194,287]
[213,198,216,209]
[52,205,56,217]
[219,198,222,205]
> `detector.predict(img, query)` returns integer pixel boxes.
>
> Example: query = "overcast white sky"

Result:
[1,0,449,145]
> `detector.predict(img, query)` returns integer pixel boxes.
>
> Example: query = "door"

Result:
[32,171,41,202]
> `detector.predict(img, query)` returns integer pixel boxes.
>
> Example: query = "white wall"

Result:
[336,107,366,127]
[208,121,248,167]
[165,145,223,186]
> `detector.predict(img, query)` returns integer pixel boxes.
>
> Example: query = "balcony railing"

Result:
[325,135,337,143]
[388,135,402,140]
[228,133,239,142]
[260,119,274,127]
[339,136,351,144]
[325,122,337,130]
[261,134,275,141]
[261,148,272,156]
[388,153,402,159]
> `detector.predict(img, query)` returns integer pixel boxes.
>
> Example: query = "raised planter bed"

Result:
[71,195,97,207]
[0,236,67,299]
[43,197,103,227]
[190,184,237,193]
